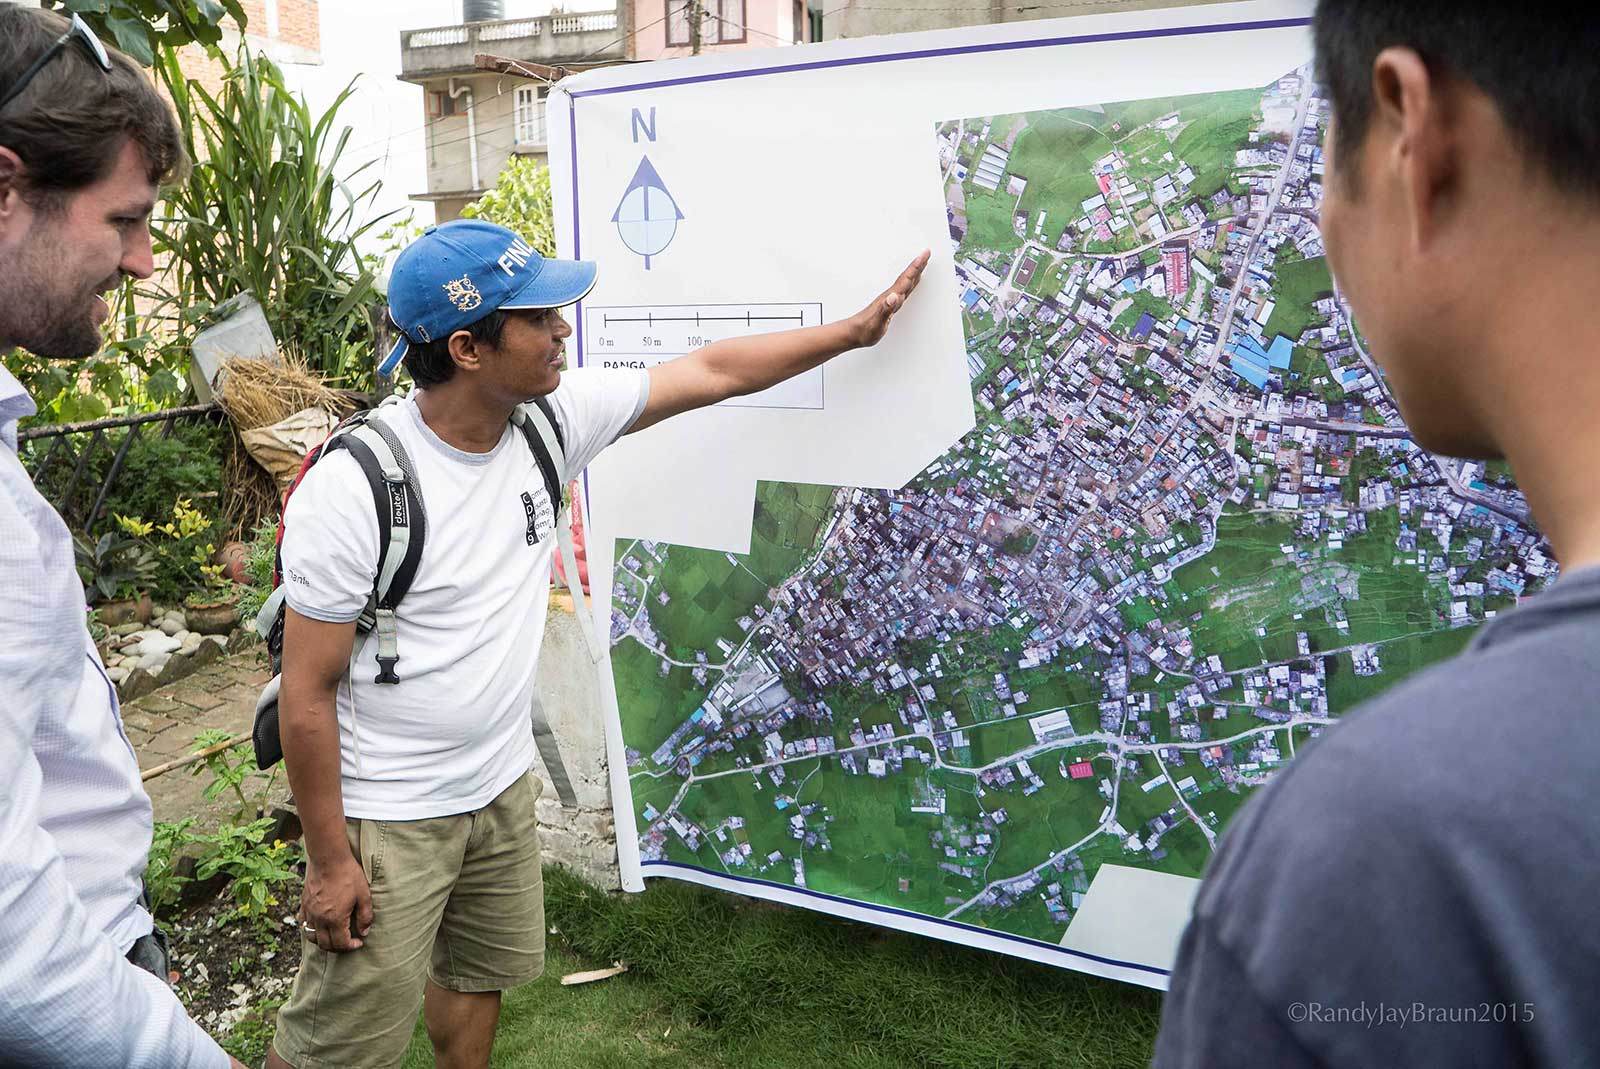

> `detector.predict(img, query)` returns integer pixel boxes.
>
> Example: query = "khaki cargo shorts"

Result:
[272,772,546,1069]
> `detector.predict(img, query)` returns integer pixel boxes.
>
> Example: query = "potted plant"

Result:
[73,529,156,625]
[118,499,240,633]
[184,561,243,636]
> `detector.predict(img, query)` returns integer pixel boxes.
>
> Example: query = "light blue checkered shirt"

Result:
[0,366,228,1067]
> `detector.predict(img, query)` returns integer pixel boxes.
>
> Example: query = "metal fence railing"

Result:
[17,403,221,533]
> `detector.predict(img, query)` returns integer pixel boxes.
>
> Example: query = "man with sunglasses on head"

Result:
[0,6,245,1067]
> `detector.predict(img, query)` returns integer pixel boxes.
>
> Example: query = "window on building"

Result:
[666,0,746,46]
[718,0,745,42]
[794,0,804,42]
[514,86,546,146]
[428,90,459,119]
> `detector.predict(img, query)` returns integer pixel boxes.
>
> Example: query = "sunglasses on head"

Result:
[0,13,113,114]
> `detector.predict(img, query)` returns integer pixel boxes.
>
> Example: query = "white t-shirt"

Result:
[280,368,649,820]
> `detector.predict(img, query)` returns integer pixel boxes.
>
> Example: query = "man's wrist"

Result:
[839,314,869,351]
[301,821,354,868]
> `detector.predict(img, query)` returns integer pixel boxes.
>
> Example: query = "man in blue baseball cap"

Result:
[266,217,927,1069]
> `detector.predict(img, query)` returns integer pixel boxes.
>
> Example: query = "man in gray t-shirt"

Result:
[1156,3,1600,1066]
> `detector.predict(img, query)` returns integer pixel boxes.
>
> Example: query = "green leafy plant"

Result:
[152,47,394,387]
[188,729,276,823]
[192,817,299,928]
[236,517,280,626]
[218,996,287,1064]
[459,154,556,256]
[116,497,220,603]
[73,529,156,602]
[44,0,244,69]
[143,817,199,923]
[86,605,110,644]
[97,423,225,528]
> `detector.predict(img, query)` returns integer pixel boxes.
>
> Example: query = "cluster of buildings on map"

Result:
[618,68,1556,932]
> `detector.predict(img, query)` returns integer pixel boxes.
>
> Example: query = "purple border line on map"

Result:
[572,13,1314,979]
[571,16,1309,100]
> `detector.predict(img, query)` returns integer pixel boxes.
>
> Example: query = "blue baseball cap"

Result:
[378,219,598,377]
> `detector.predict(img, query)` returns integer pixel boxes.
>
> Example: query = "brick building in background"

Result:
[180,0,322,95]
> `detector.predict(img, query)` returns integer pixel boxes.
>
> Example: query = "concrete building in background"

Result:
[399,0,818,222]
[398,4,627,221]
[634,0,817,61]
[824,0,1227,40]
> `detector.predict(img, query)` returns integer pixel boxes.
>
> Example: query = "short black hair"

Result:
[0,6,188,211]
[1314,1,1600,201]
[398,309,509,387]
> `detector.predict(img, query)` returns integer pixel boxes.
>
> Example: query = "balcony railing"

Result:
[553,12,618,33]
[479,18,542,41]
[407,26,469,48]
[405,11,617,52]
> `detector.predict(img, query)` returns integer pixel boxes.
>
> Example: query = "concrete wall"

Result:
[401,12,624,221]
[825,0,1231,40]
[532,595,621,889]
[632,0,811,61]
[416,71,529,202]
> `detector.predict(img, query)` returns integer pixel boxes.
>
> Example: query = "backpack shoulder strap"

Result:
[511,399,566,512]
[510,398,587,809]
[322,407,427,685]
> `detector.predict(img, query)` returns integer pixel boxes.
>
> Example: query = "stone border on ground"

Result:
[101,607,260,702]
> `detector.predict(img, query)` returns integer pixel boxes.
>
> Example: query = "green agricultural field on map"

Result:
[610,65,1553,960]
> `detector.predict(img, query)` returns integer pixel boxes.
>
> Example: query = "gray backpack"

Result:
[252,393,600,807]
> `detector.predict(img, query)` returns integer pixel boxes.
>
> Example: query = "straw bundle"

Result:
[215,354,348,429]
[214,355,357,539]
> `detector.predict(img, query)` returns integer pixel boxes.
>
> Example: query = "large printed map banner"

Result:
[552,3,1550,988]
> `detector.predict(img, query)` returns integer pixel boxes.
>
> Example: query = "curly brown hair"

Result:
[0,5,188,211]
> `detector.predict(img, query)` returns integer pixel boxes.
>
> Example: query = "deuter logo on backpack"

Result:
[388,481,409,528]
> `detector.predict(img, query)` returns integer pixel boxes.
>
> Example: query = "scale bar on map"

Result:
[585,302,825,410]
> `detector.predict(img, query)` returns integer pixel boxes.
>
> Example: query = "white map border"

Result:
[551,0,1317,989]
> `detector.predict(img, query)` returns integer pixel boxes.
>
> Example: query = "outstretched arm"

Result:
[627,251,929,434]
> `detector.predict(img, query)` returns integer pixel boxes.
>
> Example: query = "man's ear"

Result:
[0,146,27,232]
[1370,46,1461,255]
[447,328,482,373]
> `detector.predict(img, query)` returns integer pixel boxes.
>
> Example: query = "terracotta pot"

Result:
[215,540,250,585]
[184,593,241,635]
[96,592,153,626]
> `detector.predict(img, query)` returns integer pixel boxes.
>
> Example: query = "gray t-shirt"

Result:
[1155,566,1600,1069]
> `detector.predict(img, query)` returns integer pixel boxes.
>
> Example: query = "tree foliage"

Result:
[43,0,244,67]
[459,154,556,255]
[152,48,391,386]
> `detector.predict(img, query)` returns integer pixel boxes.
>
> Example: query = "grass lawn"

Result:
[1324,624,1479,711]
[961,184,1025,257]
[1111,289,1177,336]
[402,940,719,1068]
[529,866,1164,1069]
